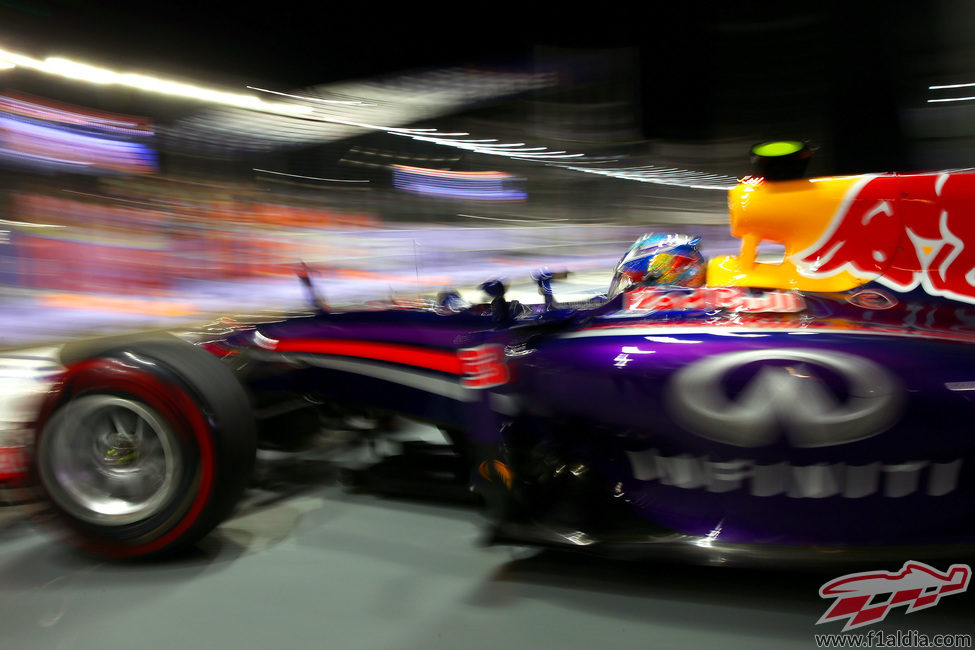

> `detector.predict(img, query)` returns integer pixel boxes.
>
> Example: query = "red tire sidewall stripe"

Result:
[36,357,216,558]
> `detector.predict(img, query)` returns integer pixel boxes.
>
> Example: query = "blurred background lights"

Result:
[0,2,966,345]
[392,165,527,200]
[0,92,157,173]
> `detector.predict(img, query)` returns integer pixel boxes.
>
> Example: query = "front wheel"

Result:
[32,339,256,559]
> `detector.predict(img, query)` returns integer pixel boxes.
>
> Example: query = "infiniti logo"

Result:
[667,349,902,448]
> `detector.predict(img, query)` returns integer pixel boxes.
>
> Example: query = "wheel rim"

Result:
[39,395,181,526]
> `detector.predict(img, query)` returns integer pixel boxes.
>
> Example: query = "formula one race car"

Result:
[24,143,975,562]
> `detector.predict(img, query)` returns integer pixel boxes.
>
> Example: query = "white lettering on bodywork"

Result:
[624,450,963,498]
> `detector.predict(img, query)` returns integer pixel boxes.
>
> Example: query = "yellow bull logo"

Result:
[708,172,975,304]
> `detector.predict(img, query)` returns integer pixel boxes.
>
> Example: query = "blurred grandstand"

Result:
[0,49,742,344]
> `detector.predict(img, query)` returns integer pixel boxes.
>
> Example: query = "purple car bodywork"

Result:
[214,279,974,556]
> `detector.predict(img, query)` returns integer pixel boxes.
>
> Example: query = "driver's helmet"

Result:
[608,233,705,297]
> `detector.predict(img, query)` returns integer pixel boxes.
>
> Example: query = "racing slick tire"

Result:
[31,339,256,559]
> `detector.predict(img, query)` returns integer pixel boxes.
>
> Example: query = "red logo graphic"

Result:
[795,173,975,304]
[817,561,970,631]
[625,286,805,313]
[458,344,509,388]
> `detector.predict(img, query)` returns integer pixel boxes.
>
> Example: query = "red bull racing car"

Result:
[13,142,975,562]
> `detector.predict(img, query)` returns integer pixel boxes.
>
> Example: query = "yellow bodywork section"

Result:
[707,175,877,291]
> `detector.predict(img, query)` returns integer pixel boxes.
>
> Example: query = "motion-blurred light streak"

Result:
[927,96,975,103]
[0,45,310,116]
[247,86,375,106]
[927,81,975,103]
[929,82,975,90]
[558,163,738,190]
[254,168,370,183]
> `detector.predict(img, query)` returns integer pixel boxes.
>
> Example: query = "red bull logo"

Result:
[708,172,975,304]
[817,561,970,631]
[795,173,975,303]
[625,286,805,313]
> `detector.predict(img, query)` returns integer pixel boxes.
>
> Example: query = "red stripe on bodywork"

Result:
[272,338,465,374]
